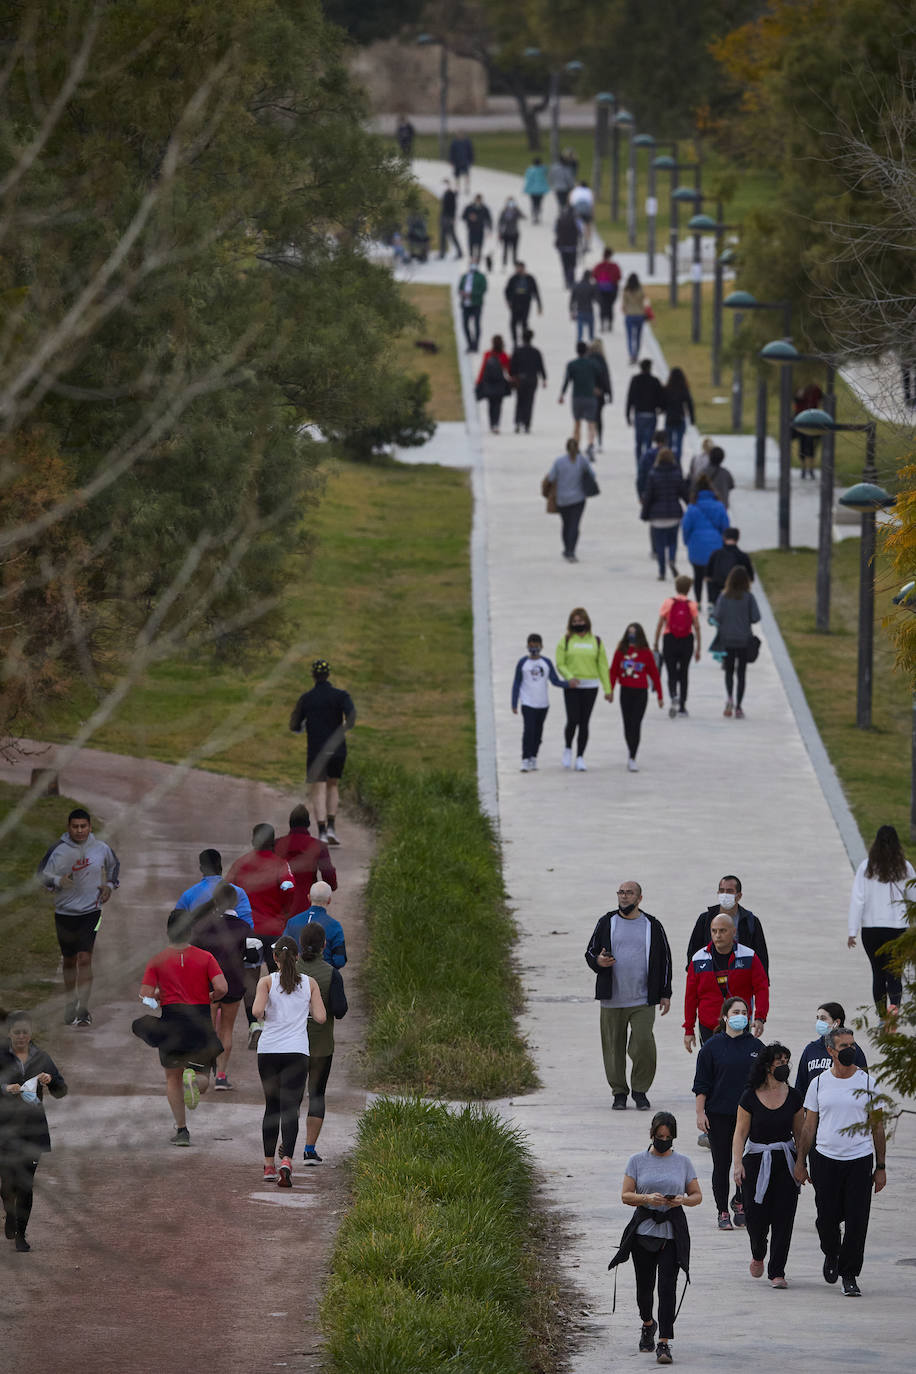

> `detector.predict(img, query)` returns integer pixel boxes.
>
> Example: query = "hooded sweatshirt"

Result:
[38,831,120,916]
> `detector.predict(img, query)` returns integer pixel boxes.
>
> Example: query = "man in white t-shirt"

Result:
[795,1027,886,1297]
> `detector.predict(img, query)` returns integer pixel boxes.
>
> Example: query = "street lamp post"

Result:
[687,210,737,383]
[760,338,799,551]
[592,92,615,198]
[725,292,792,490]
[612,108,634,225]
[631,132,655,261]
[674,186,704,342]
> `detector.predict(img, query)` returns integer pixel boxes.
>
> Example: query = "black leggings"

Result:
[258,1051,308,1158]
[308,1053,334,1119]
[632,1237,678,1340]
[662,633,694,707]
[742,1150,799,1279]
[724,648,749,706]
[563,687,598,755]
[0,1157,38,1238]
[619,685,648,759]
[691,562,708,606]
[861,926,903,1009]
[706,1111,741,1215]
[487,394,504,429]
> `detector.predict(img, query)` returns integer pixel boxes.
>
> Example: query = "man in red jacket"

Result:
[683,911,769,1051]
[274,805,337,916]
[226,824,295,969]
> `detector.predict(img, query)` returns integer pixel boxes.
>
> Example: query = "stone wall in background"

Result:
[349,40,488,115]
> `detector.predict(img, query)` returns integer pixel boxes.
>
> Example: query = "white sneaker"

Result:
[627,757,639,773]
[575,756,587,771]
[528,757,538,771]
[519,759,531,772]
[561,748,572,768]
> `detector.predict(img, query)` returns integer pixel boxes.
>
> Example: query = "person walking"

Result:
[461,193,491,264]
[509,328,547,434]
[38,806,120,1027]
[641,449,688,582]
[662,368,695,462]
[395,115,415,159]
[289,659,357,843]
[626,359,666,465]
[174,848,254,928]
[569,180,595,249]
[693,996,760,1233]
[457,263,487,353]
[543,440,597,564]
[438,179,462,260]
[686,876,770,974]
[274,805,337,918]
[559,342,601,453]
[252,935,327,1186]
[295,923,348,1165]
[0,1010,68,1252]
[692,445,735,509]
[795,1026,886,1297]
[795,1001,867,1095]
[190,883,251,1090]
[448,132,474,192]
[511,632,565,772]
[497,197,525,267]
[733,1042,804,1286]
[555,608,611,766]
[593,247,622,331]
[504,262,542,347]
[609,622,664,773]
[569,268,597,343]
[548,156,575,209]
[713,566,761,718]
[705,528,754,605]
[653,575,701,717]
[611,1112,701,1365]
[588,339,612,451]
[684,911,769,1050]
[681,475,729,607]
[622,273,648,364]
[476,334,511,434]
[585,882,673,1111]
[793,380,823,478]
[283,880,347,970]
[554,203,580,288]
[848,824,913,1017]
[226,824,296,966]
[522,155,549,223]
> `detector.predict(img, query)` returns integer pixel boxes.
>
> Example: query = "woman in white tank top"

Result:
[252,936,326,1187]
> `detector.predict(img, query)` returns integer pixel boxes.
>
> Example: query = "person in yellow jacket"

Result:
[555,607,612,771]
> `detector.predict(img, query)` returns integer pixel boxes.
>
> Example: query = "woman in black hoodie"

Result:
[0,1010,68,1251]
[641,448,688,582]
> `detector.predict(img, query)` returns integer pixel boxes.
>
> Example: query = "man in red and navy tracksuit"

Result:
[683,910,769,1050]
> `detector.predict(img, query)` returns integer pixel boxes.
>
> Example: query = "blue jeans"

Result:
[634,412,656,463]
[667,421,685,460]
[576,312,595,342]
[651,525,679,576]
[625,313,644,360]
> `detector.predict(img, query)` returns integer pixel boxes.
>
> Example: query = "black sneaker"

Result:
[64,999,78,1025]
[4,1213,15,1239]
[842,1276,861,1297]
[731,1203,746,1229]
[76,1008,92,1026]
[823,1253,839,1284]
[639,1320,657,1352]
[171,1126,191,1147]
[656,1341,672,1364]
[612,1094,628,1110]
[633,1092,651,1111]
[303,1147,322,1165]
[14,1235,30,1252]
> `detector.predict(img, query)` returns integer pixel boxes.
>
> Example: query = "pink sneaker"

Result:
[277,1158,293,1188]
[263,1163,278,1183]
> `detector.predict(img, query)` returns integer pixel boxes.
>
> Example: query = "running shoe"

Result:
[574,756,587,771]
[182,1068,200,1111]
[5,1213,16,1239]
[14,1236,30,1252]
[627,758,639,773]
[520,759,531,772]
[841,1276,861,1297]
[277,1158,293,1187]
[64,999,78,1026]
[732,1203,746,1228]
[770,1277,788,1289]
[75,1008,92,1026]
[561,747,572,768]
[823,1253,839,1284]
[214,1074,231,1091]
[528,757,538,771]
[612,1094,628,1111]
[749,1259,764,1278]
[263,1163,278,1182]
[668,701,678,719]
[717,1211,734,1231]
[325,826,340,847]
[318,824,329,843]
[639,1320,657,1352]
[171,1127,191,1147]
[724,701,733,717]
[735,706,745,719]
[303,1146,322,1165]
[632,1092,651,1111]
[656,1341,672,1365]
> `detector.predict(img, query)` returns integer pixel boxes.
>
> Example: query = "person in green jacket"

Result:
[458,266,487,353]
[522,156,550,223]
[555,607,612,771]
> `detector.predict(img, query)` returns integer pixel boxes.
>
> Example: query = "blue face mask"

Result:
[727,1014,748,1032]
[815,1019,831,1037]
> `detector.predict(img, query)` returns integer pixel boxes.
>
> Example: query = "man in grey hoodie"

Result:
[38,808,120,1026]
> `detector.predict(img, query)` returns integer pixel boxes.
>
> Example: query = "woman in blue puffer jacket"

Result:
[681,475,729,606]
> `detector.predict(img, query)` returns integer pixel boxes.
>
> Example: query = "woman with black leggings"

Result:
[609,621,663,773]
[848,824,914,1015]
[0,1010,67,1252]
[296,923,348,1164]
[713,566,760,719]
[692,996,758,1233]
[733,1043,804,1287]
[253,936,326,1188]
[554,607,611,770]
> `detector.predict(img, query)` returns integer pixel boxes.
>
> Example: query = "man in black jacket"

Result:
[585,880,673,1112]
[289,660,357,846]
[705,529,755,604]
[438,180,461,260]
[685,875,769,973]
[509,329,547,434]
[626,360,666,464]
[504,262,542,346]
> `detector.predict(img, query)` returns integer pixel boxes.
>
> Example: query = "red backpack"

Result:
[668,598,693,638]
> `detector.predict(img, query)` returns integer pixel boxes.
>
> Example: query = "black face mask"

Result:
[571,625,587,634]
[773,1064,791,1083]
[837,1046,857,1067]
[653,1137,673,1153]
[619,901,637,915]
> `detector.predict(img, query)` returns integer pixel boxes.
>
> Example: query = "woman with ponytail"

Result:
[252,936,326,1187]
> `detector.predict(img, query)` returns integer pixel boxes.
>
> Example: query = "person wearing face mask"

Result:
[609,621,663,773]
[795,1001,867,1095]
[685,875,769,974]
[692,996,759,1232]
[610,1112,701,1365]
[585,882,673,1111]
[795,1027,886,1297]
[511,633,565,772]
[684,912,769,1051]
[732,1043,804,1287]
[555,608,611,768]
[0,1010,68,1252]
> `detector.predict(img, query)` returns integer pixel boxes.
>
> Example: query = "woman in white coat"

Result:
[848,824,913,1016]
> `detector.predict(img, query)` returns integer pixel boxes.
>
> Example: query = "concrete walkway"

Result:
[413,159,915,1372]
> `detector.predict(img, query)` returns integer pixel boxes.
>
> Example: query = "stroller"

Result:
[406,212,431,263]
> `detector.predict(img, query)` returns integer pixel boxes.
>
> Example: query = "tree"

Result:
[323,0,424,45]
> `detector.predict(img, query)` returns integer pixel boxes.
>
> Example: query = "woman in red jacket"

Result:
[609,622,663,773]
[476,334,511,434]
[683,912,770,1050]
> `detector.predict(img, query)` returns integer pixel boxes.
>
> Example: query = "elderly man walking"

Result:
[585,881,673,1111]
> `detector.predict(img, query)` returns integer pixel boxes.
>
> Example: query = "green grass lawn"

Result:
[394,283,463,422]
[756,540,910,844]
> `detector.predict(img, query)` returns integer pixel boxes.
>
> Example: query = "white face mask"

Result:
[717,892,737,910]
[815,1019,832,1036]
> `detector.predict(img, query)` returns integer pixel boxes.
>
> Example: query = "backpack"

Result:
[668,598,693,638]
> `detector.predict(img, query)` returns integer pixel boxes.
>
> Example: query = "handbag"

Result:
[541,476,558,514]
[746,634,761,663]
[643,297,655,322]
[581,460,600,498]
